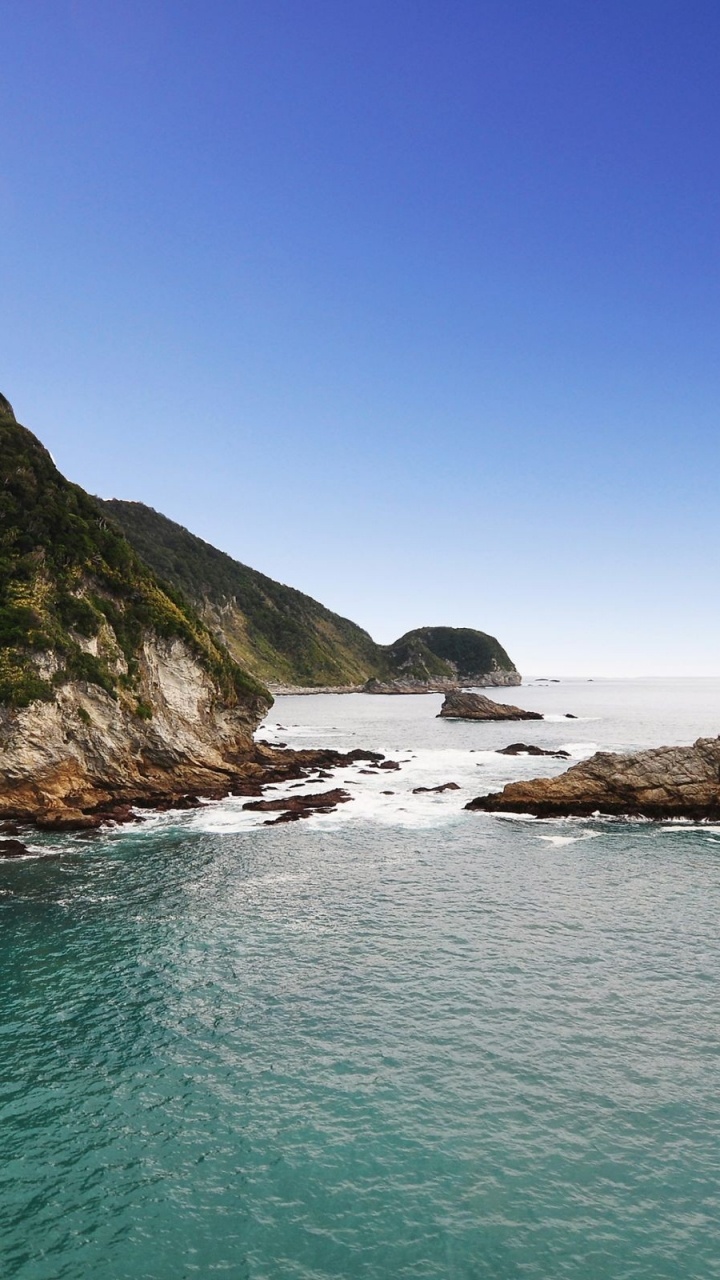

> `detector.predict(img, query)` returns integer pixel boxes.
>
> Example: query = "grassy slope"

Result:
[0,395,268,709]
[99,500,519,687]
[99,499,383,686]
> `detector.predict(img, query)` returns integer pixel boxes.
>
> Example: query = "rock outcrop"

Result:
[243,788,352,823]
[497,743,570,758]
[438,692,543,721]
[466,737,720,820]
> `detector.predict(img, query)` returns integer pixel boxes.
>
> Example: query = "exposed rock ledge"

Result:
[466,737,720,820]
[438,692,543,721]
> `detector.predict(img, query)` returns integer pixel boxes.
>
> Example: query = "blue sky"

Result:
[2,1,719,675]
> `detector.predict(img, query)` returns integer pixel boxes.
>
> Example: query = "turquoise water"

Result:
[2,680,720,1278]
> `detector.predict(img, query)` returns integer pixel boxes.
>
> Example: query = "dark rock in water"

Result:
[377,760,401,770]
[497,743,570,758]
[0,822,21,836]
[412,782,461,794]
[438,692,542,722]
[565,713,577,719]
[381,790,395,795]
[243,788,352,815]
[466,736,720,820]
[0,839,29,857]
[264,810,304,825]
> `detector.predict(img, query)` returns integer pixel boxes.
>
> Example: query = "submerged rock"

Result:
[412,782,461,794]
[466,736,720,820]
[438,692,542,722]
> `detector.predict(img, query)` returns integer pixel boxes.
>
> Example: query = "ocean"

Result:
[2,679,719,1278]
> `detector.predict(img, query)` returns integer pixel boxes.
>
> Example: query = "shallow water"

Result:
[2,680,720,1278]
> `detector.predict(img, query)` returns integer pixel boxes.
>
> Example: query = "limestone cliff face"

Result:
[466,737,720,820]
[0,637,267,823]
[0,395,271,824]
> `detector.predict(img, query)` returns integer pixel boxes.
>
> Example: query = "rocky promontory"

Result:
[438,692,543,721]
[0,392,272,829]
[465,737,720,820]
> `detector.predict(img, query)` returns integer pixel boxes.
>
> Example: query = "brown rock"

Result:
[466,736,720,820]
[438,692,542,721]
[36,810,104,831]
[243,788,352,814]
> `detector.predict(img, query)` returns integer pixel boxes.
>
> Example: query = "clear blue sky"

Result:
[2,1,719,675]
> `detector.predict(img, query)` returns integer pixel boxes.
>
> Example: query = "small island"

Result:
[438,692,543,721]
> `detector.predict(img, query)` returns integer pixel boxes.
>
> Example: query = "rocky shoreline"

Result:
[466,736,720,820]
[0,741,396,842]
[267,672,523,696]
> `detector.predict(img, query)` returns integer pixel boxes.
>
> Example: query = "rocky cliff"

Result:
[0,394,271,826]
[97,502,521,690]
[466,737,720,820]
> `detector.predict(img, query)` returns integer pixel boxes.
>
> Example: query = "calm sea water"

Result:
[2,679,720,1279]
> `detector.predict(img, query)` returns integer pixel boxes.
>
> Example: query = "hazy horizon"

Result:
[2,1,719,677]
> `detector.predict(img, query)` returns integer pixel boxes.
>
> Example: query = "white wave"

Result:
[537,833,601,846]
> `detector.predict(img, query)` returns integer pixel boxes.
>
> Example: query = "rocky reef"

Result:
[438,692,543,721]
[466,737,720,820]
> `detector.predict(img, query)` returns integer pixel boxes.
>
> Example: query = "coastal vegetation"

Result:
[0,394,268,709]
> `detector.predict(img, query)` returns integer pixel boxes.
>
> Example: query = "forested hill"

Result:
[98,499,521,689]
[97,499,382,687]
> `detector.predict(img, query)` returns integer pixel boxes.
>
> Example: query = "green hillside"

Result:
[99,499,519,688]
[387,627,517,682]
[0,394,268,710]
[98,499,382,686]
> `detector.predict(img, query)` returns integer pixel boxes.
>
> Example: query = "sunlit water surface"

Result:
[2,679,720,1278]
